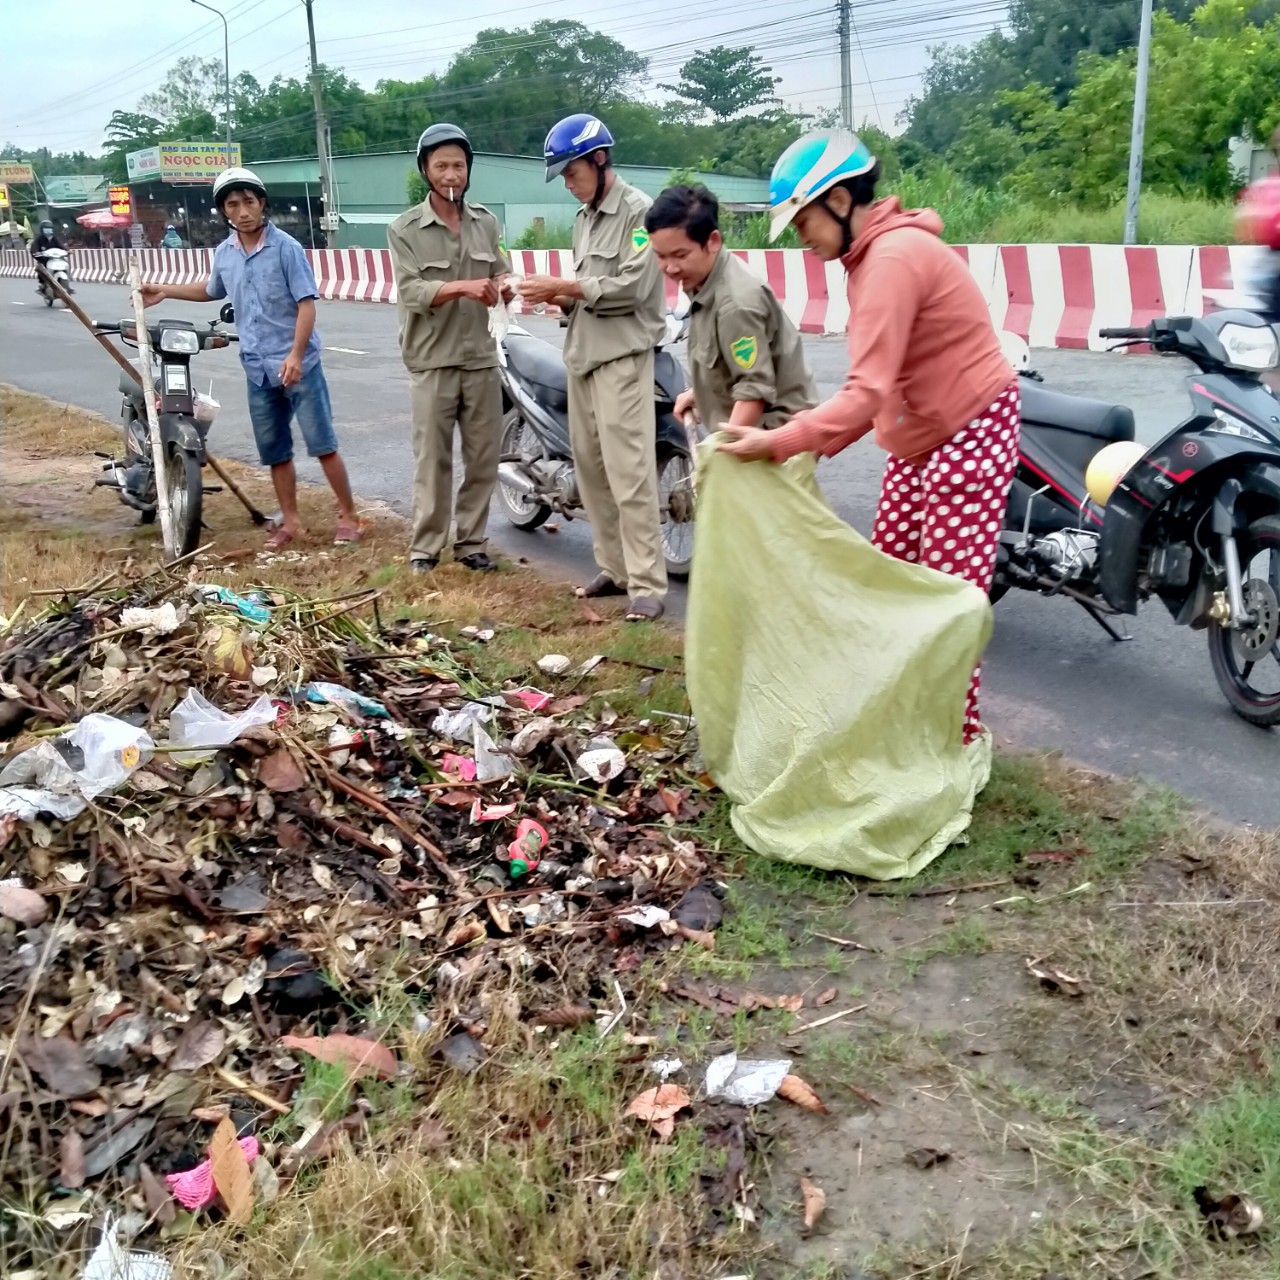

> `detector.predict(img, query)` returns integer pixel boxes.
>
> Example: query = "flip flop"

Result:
[265,526,299,551]
[575,574,626,599]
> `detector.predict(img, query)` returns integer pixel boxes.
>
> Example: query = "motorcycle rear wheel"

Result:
[1207,515,1280,727]
[496,410,552,531]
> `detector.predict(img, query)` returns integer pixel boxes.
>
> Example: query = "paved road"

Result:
[3,276,1277,826]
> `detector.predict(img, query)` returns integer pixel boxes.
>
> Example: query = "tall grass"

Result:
[510,181,1234,248]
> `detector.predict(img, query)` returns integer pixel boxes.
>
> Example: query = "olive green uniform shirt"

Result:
[687,249,818,430]
[387,199,510,373]
[562,177,665,378]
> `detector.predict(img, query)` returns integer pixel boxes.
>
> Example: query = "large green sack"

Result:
[686,445,993,880]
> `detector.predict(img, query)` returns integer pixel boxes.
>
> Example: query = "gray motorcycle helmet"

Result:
[416,123,473,200]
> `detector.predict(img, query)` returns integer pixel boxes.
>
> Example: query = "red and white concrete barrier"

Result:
[1,244,1266,349]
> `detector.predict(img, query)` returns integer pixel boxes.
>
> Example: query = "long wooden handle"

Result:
[35,262,141,385]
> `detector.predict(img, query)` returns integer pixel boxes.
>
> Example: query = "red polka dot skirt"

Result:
[871,380,1021,745]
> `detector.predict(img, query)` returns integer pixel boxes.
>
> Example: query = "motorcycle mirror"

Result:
[219,303,235,325]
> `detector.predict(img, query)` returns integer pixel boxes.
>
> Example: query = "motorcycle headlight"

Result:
[1219,322,1279,372]
[1206,407,1275,444]
[158,329,199,355]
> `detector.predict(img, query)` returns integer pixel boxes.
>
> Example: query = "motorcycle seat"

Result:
[505,334,568,410]
[118,370,157,397]
[1020,380,1135,442]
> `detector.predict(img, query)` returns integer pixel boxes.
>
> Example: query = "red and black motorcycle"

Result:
[994,310,1280,727]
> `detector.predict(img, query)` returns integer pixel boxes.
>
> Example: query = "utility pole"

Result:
[836,0,854,131]
[1122,0,1155,245]
[304,0,335,246]
[190,0,231,152]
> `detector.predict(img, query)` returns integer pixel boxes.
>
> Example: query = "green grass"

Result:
[896,755,1182,893]
[902,917,992,978]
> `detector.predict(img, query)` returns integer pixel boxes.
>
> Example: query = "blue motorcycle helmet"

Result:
[543,114,615,203]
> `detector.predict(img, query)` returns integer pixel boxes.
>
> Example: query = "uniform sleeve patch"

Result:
[631,227,650,251]
[731,335,759,369]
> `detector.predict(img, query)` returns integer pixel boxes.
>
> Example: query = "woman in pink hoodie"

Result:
[720,130,1019,744]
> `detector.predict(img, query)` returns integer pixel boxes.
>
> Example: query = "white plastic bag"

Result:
[167,690,277,764]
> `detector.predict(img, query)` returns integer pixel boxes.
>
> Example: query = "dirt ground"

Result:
[6,385,1280,1280]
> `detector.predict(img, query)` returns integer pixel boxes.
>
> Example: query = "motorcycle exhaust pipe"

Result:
[497,462,537,495]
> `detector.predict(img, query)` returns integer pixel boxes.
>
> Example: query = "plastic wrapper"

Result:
[703,1053,792,1106]
[0,714,155,821]
[167,690,277,764]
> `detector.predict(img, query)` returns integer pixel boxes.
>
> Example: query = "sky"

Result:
[3,0,1012,160]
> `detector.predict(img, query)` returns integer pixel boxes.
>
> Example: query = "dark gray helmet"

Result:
[416,123,472,171]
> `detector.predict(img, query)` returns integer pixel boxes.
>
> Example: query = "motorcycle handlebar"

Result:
[1098,326,1149,340]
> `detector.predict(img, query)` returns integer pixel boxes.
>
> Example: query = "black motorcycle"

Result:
[93,305,238,557]
[994,309,1280,726]
[495,315,697,578]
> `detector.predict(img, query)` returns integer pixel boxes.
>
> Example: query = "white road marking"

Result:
[325,345,368,355]
[10,301,24,305]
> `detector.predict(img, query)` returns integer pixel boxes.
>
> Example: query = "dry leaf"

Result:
[169,1019,227,1073]
[59,1129,85,1189]
[258,746,305,792]
[777,1074,828,1115]
[624,1083,691,1140]
[210,1117,254,1223]
[139,1161,177,1225]
[191,1105,231,1124]
[579,603,606,625]
[815,988,838,1006]
[280,1032,397,1080]
[777,994,804,1013]
[800,1176,826,1230]
[20,1035,102,1098]
[1025,957,1086,997]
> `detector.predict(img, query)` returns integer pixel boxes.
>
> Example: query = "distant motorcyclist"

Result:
[30,219,63,256]
[161,223,184,249]
[30,219,72,296]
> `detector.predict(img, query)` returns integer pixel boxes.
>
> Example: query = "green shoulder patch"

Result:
[731,335,759,370]
[498,241,508,256]
[631,227,650,251]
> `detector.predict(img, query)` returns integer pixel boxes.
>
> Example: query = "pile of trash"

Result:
[0,567,719,1268]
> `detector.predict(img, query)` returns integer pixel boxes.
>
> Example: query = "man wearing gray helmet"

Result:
[387,123,513,573]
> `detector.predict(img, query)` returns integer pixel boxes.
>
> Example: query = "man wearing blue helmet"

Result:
[517,113,668,621]
[719,129,1018,746]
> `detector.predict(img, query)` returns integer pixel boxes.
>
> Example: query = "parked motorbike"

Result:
[494,312,698,578]
[993,309,1280,726]
[92,304,238,557]
[34,248,72,306]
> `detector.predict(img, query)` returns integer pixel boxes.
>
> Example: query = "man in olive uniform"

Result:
[388,123,512,572]
[645,184,816,434]
[517,113,668,621]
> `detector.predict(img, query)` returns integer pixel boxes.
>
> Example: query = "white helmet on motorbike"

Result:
[999,331,1031,373]
[212,166,267,213]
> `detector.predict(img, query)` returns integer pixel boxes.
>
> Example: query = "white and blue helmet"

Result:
[768,129,877,242]
[543,114,615,183]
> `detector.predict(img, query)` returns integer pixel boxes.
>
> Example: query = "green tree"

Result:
[661,46,780,120]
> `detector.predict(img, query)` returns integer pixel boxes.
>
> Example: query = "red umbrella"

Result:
[76,209,132,229]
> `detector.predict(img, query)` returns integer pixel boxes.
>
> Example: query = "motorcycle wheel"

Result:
[167,448,204,558]
[496,410,552,531]
[658,448,696,579]
[1207,515,1280,727]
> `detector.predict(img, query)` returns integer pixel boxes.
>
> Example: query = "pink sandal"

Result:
[334,516,367,545]
[265,526,299,551]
